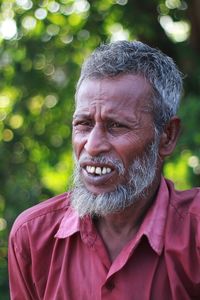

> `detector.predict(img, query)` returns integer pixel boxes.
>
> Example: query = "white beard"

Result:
[71,137,160,217]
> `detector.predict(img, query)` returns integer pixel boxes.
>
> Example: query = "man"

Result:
[8,41,200,299]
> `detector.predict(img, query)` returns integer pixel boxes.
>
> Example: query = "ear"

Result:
[159,116,181,159]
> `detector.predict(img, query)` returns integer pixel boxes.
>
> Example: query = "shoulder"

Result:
[164,180,200,291]
[166,179,200,219]
[10,192,71,238]
[165,179,200,249]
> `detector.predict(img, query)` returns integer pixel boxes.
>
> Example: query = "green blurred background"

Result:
[0,0,200,298]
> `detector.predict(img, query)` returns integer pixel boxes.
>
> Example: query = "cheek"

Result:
[112,138,143,167]
[112,142,134,165]
[121,150,134,167]
[72,133,85,158]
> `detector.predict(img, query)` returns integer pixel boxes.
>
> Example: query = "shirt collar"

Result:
[137,176,170,255]
[55,176,170,255]
[55,205,81,238]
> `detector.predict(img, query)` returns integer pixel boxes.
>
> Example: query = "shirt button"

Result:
[105,281,115,291]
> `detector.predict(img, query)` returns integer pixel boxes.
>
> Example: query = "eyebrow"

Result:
[73,113,91,120]
[73,113,133,126]
[73,106,152,123]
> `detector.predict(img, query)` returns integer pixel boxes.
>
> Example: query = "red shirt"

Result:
[8,177,200,299]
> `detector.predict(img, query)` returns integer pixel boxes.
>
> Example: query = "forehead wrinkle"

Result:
[75,75,154,123]
[76,80,114,121]
[77,79,106,107]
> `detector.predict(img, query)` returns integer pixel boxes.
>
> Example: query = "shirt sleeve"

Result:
[8,225,38,300]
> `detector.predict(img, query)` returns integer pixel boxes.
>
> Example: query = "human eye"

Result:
[108,121,126,128]
[73,118,93,131]
[108,121,128,133]
[112,122,123,128]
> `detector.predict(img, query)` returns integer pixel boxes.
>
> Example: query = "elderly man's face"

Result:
[72,74,156,196]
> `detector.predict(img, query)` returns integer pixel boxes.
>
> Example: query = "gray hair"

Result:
[76,40,183,133]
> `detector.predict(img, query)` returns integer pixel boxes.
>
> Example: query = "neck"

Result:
[94,175,161,262]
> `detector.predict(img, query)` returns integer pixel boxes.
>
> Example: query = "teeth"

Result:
[102,167,107,174]
[90,166,95,173]
[107,167,111,173]
[85,166,112,175]
[95,167,102,175]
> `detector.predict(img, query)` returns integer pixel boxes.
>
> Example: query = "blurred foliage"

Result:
[0,0,200,298]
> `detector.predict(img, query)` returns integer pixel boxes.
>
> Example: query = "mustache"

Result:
[75,154,125,175]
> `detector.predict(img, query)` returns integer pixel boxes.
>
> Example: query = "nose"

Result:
[84,125,111,156]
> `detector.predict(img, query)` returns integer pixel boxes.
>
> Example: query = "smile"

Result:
[85,166,112,176]
[81,163,117,191]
